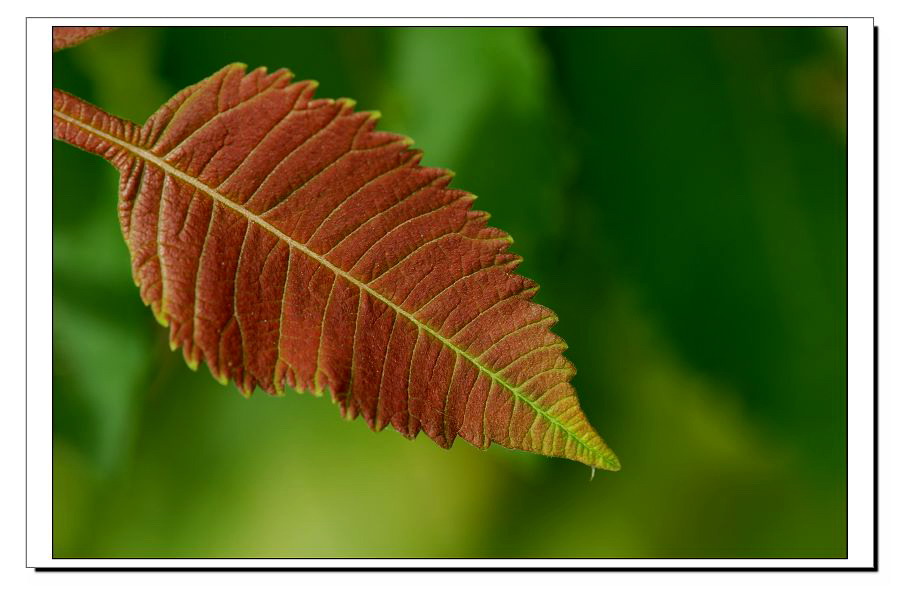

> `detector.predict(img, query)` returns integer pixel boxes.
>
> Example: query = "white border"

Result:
[25,17,875,569]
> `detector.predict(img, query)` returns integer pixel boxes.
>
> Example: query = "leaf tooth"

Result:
[210,365,229,387]
[520,283,540,300]
[503,255,524,271]
[183,348,200,372]
[451,192,477,212]
[405,148,426,169]
[336,97,357,113]
[467,208,491,222]
[151,303,169,327]
[274,67,295,81]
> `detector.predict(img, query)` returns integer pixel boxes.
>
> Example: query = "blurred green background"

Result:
[52,26,847,558]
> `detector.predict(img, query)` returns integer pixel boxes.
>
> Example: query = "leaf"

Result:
[53,26,117,52]
[51,64,619,470]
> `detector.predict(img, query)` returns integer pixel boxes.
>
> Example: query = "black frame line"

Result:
[29,17,876,571]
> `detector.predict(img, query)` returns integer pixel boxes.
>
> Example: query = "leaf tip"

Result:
[151,306,169,327]
[596,449,621,472]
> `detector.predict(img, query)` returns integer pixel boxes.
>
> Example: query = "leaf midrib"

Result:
[54,108,613,467]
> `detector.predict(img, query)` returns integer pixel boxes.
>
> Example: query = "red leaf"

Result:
[52,64,619,470]
[52,26,116,51]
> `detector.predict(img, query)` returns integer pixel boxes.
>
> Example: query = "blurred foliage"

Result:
[52,26,847,558]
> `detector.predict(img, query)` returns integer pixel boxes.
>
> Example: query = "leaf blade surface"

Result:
[52,64,619,470]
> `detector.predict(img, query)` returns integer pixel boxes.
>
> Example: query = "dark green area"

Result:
[53,26,847,558]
